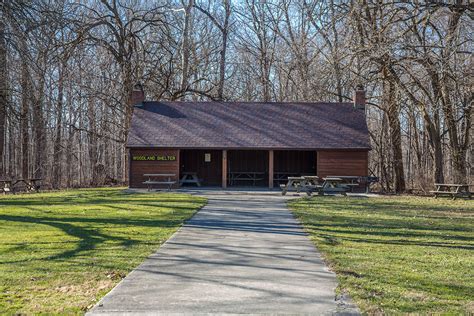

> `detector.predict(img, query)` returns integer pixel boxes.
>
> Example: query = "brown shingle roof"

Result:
[127,101,371,150]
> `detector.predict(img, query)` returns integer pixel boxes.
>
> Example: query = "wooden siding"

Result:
[128,148,369,189]
[317,151,368,178]
[129,149,180,188]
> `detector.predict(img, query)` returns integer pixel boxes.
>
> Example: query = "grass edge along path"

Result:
[0,187,206,314]
[288,195,474,314]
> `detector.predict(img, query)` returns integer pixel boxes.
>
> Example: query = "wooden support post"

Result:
[176,149,180,189]
[269,150,274,189]
[316,151,320,178]
[222,150,227,188]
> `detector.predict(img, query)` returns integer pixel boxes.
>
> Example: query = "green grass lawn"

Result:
[289,196,474,314]
[0,188,206,314]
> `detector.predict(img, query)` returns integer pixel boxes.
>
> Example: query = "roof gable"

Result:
[127,101,370,150]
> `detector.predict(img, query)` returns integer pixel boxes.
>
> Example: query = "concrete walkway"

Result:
[88,190,358,315]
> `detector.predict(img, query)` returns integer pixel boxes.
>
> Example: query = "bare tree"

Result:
[0,1,7,175]
[71,0,168,180]
[0,0,471,193]
[236,0,277,102]
[194,0,231,100]
[180,0,194,99]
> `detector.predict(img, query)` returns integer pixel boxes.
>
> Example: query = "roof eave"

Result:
[126,144,372,151]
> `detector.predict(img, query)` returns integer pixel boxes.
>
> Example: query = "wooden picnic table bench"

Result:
[281,176,304,195]
[327,175,378,193]
[327,176,361,192]
[179,172,202,187]
[0,179,13,194]
[281,176,321,196]
[302,175,320,184]
[327,175,359,181]
[27,178,43,191]
[11,178,43,193]
[143,173,176,191]
[273,172,301,185]
[430,183,472,200]
[228,171,265,186]
[316,177,349,196]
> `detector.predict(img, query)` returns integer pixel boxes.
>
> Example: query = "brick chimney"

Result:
[131,83,145,106]
[353,84,366,110]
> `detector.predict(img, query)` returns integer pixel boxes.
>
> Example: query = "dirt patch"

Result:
[19,278,116,314]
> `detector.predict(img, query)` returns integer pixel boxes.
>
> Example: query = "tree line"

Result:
[0,0,472,192]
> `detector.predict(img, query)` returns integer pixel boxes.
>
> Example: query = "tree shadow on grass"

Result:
[0,215,184,264]
[315,231,474,250]
[299,197,474,214]
[299,215,474,250]
[305,215,474,234]
[0,197,200,207]
[293,198,474,250]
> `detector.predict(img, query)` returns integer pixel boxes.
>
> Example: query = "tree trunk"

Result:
[217,0,230,100]
[52,64,64,188]
[380,114,391,192]
[20,37,29,180]
[431,108,444,183]
[441,82,467,183]
[65,91,76,188]
[258,3,271,102]
[32,75,46,179]
[330,0,343,102]
[386,64,444,183]
[180,0,194,98]
[66,125,74,187]
[384,74,405,193]
[121,62,134,183]
[0,15,6,176]
[88,96,98,185]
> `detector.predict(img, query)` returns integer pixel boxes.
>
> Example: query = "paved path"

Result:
[88,190,357,315]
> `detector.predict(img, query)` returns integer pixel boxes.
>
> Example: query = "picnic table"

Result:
[430,183,472,200]
[27,178,43,191]
[327,175,360,192]
[273,172,300,185]
[281,176,320,196]
[12,178,43,192]
[327,175,379,193]
[281,176,353,196]
[180,172,201,187]
[0,179,13,193]
[143,173,176,191]
[318,177,349,196]
[228,171,265,186]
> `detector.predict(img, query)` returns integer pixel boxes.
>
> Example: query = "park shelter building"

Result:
[127,86,370,189]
